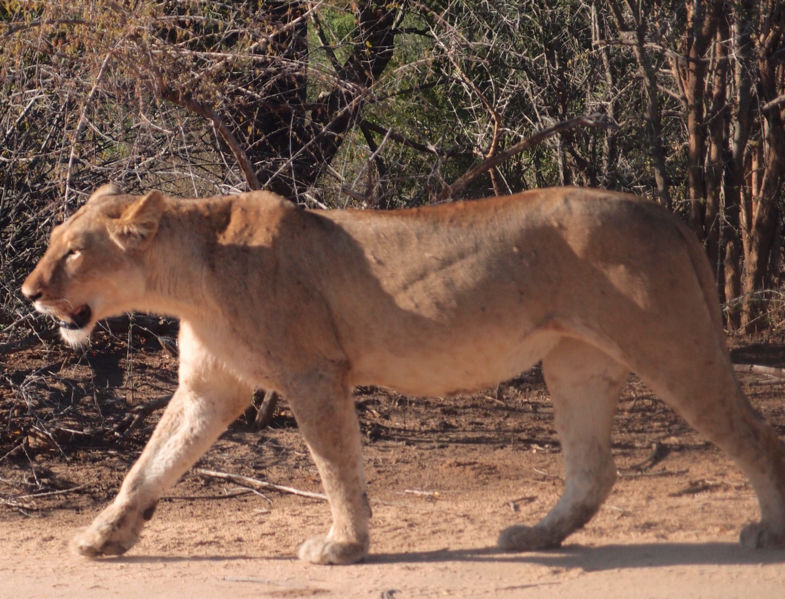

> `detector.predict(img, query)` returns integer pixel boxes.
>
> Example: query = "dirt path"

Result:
[3,442,785,598]
[2,536,783,599]
[2,338,784,597]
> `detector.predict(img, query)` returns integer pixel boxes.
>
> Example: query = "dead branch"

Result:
[114,396,170,439]
[438,114,616,201]
[617,468,689,479]
[762,94,785,112]
[361,120,475,158]
[623,441,670,472]
[668,479,725,497]
[164,489,256,501]
[253,389,279,429]
[65,46,117,204]
[431,26,503,194]
[733,363,785,380]
[340,185,372,204]
[532,467,563,481]
[15,483,89,501]
[0,497,37,512]
[157,87,261,190]
[194,468,327,501]
[0,483,89,512]
[403,489,441,498]
[0,330,58,355]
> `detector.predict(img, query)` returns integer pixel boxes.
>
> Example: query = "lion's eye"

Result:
[64,248,82,262]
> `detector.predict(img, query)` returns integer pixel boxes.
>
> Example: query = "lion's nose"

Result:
[21,282,42,302]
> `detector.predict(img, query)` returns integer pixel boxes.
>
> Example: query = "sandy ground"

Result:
[2,335,784,597]
[2,441,785,598]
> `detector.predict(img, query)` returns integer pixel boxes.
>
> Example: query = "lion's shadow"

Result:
[110,542,785,571]
[367,542,785,571]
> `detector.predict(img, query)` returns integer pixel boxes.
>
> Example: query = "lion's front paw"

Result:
[71,504,145,558]
[739,522,785,549]
[297,535,368,565]
[497,525,562,552]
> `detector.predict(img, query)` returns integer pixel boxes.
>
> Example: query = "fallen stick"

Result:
[617,468,688,478]
[668,479,724,497]
[164,489,255,502]
[624,441,669,472]
[15,483,88,500]
[114,396,170,439]
[733,363,785,380]
[194,468,327,501]
[0,329,58,355]
[402,489,441,498]
[0,497,37,511]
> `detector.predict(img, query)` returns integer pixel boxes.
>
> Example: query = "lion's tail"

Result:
[673,218,728,351]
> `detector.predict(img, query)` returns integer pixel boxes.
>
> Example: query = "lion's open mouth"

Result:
[59,305,92,330]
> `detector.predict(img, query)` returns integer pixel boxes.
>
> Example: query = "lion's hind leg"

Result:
[638,353,785,548]
[499,339,627,551]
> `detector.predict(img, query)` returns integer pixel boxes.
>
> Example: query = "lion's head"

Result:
[21,184,165,347]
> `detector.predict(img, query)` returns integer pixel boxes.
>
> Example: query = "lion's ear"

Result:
[87,183,120,203]
[108,190,164,250]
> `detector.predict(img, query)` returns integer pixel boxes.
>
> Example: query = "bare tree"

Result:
[2,0,783,345]
[602,0,785,330]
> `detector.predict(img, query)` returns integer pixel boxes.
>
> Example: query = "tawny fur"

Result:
[22,185,785,563]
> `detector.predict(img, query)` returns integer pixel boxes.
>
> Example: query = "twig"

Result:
[762,94,785,112]
[222,577,302,587]
[164,489,255,501]
[2,18,89,38]
[0,497,37,512]
[733,363,785,380]
[402,489,441,498]
[15,483,88,500]
[158,87,261,190]
[438,113,616,201]
[340,185,372,203]
[617,468,688,479]
[505,495,535,512]
[194,468,327,501]
[114,396,170,439]
[504,495,536,506]
[64,45,117,205]
[253,389,279,429]
[1,483,89,512]
[668,479,725,497]
[360,120,474,159]
[625,441,670,472]
[0,323,60,355]
[533,467,562,480]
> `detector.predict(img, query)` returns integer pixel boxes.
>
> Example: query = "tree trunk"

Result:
[153,1,398,200]
[680,2,720,236]
[738,0,785,330]
[607,0,671,209]
[703,17,729,277]
[253,389,280,429]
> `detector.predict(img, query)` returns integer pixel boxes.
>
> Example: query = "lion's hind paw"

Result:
[739,522,785,549]
[297,535,368,564]
[497,525,563,552]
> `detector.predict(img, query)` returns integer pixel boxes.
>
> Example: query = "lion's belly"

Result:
[348,329,561,397]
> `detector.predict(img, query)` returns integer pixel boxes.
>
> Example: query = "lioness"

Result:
[22,184,785,562]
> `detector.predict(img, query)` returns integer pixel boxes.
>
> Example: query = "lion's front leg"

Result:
[286,370,370,565]
[73,365,250,558]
